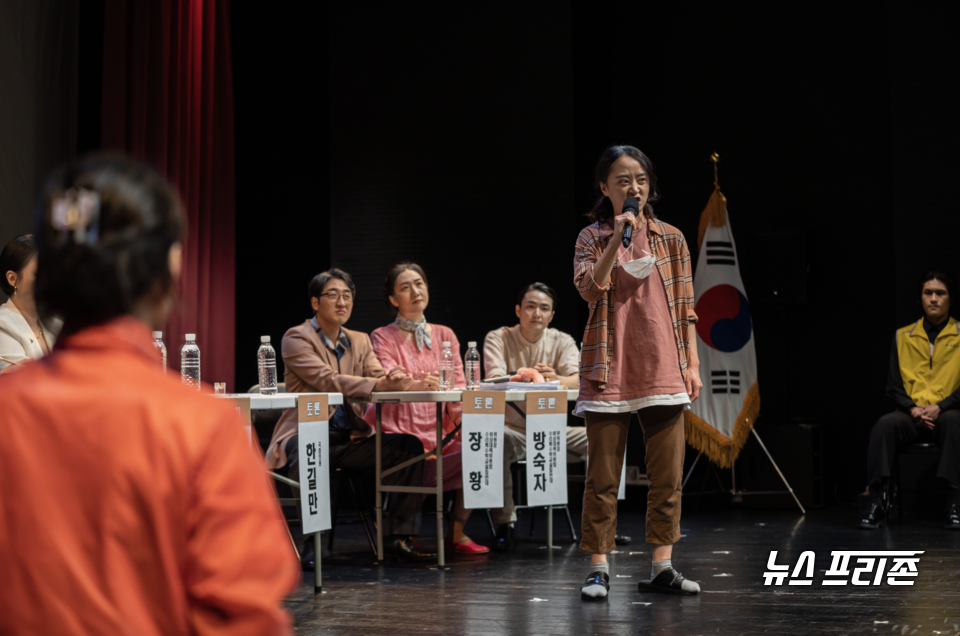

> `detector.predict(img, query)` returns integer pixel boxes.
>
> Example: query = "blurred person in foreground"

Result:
[0,154,299,635]
[0,234,61,371]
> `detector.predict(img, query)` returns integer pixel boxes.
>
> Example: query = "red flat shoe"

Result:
[450,538,490,555]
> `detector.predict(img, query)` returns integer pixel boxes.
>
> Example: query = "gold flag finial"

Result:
[697,152,727,250]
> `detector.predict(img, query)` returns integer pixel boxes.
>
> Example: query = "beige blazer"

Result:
[0,300,60,369]
[264,318,391,469]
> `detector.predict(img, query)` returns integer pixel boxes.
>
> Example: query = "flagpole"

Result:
[682,152,806,515]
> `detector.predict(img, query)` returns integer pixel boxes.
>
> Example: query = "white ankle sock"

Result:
[581,562,609,598]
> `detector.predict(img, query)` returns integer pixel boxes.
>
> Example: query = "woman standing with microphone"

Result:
[573,145,702,601]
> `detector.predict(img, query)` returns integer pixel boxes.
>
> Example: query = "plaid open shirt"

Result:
[573,219,698,389]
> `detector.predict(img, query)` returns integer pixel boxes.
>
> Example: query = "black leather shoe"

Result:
[945,503,960,531]
[858,503,885,529]
[614,534,632,546]
[383,536,436,562]
[580,571,610,601]
[638,568,698,596]
[493,523,515,552]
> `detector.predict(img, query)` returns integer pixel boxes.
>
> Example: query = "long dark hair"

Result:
[920,269,957,318]
[383,262,428,316]
[0,234,37,296]
[586,145,660,224]
[34,154,184,334]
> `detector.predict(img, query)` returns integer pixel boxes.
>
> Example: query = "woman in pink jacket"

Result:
[369,262,488,555]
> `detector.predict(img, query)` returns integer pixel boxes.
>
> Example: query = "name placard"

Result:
[461,391,505,509]
[298,394,331,533]
[525,392,568,506]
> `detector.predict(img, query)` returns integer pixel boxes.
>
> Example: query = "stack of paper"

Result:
[478,381,562,391]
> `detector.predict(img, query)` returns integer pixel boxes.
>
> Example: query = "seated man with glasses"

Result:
[265,268,435,564]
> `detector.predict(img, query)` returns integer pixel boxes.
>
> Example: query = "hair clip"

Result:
[50,189,101,245]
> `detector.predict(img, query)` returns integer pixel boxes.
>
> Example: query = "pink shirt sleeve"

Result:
[370,326,402,370]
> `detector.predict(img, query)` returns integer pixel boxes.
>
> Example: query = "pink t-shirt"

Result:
[368,322,465,452]
[579,224,686,403]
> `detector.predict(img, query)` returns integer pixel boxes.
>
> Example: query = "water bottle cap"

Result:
[442,341,451,348]
[261,335,271,343]
[152,331,162,338]
[468,341,476,348]
[185,334,196,341]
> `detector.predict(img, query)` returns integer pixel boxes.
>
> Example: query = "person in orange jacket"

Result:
[0,154,300,635]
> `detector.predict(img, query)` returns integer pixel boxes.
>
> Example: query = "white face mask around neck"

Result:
[618,243,656,279]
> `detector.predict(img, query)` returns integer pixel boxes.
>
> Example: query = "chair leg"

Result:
[564,505,578,542]
[327,475,343,551]
[282,506,300,560]
[349,475,378,557]
[485,509,496,537]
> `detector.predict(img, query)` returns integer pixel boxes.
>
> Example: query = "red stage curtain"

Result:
[101,0,236,390]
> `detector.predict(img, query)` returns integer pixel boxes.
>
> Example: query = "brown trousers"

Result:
[580,405,686,553]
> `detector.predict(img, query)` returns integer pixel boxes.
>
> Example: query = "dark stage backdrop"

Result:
[888,5,960,322]
[227,2,960,501]
[231,4,331,390]
[325,4,578,349]
[571,3,900,503]
[0,1,78,276]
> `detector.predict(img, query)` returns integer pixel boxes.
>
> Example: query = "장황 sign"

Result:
[461,391,505,509]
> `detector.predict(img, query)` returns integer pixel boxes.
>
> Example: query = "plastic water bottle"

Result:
[181,334,201,390]
[464,341,480,390]
[258,335,278,395]
[152,331,167,374]
[439,341,455,391]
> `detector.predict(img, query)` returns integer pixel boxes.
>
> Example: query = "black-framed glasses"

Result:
[318,291,353,302]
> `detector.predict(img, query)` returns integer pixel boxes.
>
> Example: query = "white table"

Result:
[217,391,343,593]
[361,389,579,567]
[220,392,343,409]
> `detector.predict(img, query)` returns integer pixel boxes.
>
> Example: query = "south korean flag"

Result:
[684,188,760,468]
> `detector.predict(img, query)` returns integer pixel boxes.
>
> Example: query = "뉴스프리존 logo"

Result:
[763,551,923,586]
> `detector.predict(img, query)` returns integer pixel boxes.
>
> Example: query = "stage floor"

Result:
[286,506,960,635]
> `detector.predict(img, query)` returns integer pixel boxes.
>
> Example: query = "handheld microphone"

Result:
[621,197,641,248]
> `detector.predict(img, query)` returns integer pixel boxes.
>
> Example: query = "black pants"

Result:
[286,433,424,536]
[866,409,960,488]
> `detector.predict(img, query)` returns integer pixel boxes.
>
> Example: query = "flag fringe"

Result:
[683,381,760,468]
[696,188,727,250]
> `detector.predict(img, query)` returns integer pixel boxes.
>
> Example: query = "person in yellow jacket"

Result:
[860,270,960,530]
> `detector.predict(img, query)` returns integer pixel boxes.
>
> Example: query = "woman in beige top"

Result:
[0,235,60,371]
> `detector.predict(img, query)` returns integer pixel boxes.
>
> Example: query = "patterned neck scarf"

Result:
[395,314,431,351]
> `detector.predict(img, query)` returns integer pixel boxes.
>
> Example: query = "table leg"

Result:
[436,402,444,568]
[314,530,322,594]
[376,403,384,561]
